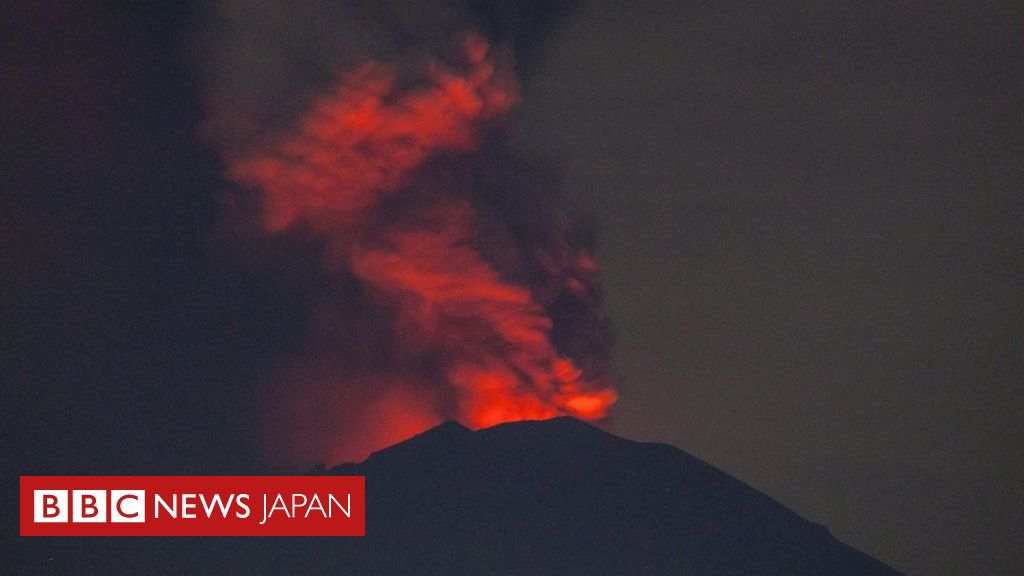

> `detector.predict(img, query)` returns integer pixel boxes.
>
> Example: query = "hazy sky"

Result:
[3,2,1021,574]
[513,2,1022,574]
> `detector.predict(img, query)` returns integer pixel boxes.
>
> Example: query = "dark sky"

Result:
[513,3,1023,574]
[3,2,1022,574]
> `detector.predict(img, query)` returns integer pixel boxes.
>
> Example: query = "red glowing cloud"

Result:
[224,36,616,464]
[228,36,514,233]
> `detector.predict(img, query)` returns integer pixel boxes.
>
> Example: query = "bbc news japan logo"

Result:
[21,476,365,536]
[34,489,145,523]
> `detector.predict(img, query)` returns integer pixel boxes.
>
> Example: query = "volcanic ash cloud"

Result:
[201,5,615,465]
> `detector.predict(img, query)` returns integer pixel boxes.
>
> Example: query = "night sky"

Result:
[3,2,1022,574]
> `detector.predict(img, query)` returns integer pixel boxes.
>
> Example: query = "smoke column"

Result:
[201,1,615,465]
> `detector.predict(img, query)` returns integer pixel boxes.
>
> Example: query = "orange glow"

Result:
[228,36,616,464]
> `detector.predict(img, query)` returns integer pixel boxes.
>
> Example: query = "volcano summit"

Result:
[321,417,902,575]
[16,418,902,574]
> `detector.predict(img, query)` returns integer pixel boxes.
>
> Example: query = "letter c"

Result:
[117,494,139,518]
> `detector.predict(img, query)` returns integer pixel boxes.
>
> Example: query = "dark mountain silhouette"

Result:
[324,417,901,575]
[15,417,902,575]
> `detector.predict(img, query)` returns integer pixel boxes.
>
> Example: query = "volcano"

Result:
[316,417,901,575]
[16,417,902,574]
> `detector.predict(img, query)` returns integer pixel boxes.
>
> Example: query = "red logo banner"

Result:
[20,476,365,536]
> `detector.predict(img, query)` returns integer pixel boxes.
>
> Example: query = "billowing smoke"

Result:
[199,1,615,465]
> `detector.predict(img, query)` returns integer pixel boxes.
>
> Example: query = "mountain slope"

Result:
[15,417,902,575]
[328,417,902,575]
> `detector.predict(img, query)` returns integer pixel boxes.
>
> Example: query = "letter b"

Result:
[72,490,107,523]
[34,490,68,523]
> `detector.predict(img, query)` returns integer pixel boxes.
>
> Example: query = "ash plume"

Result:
[198,0,615,465]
